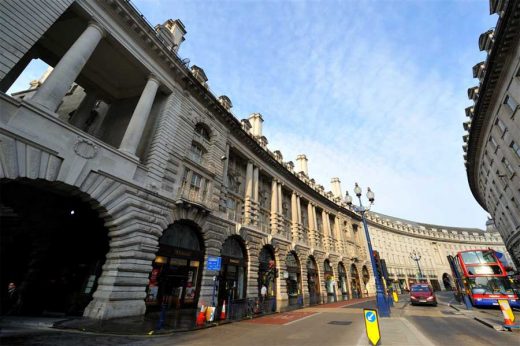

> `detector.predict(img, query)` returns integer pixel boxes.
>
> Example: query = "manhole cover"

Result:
[328,321,352,325]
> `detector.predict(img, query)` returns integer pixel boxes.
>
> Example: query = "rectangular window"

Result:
[191,173,202,189]
[489,136,499,152]
[502,157,515,176]
[495,118,507,137]
[511,141,520,160]
[504,95,518,112]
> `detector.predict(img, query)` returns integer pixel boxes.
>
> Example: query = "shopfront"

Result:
[350,264,362,298]
[337,262,349,301]
[258,246,276,299]
[324,260,336,303]
[218,237,247,312]
[307,256,321,305]
[285,251,301,307]
[146,221,204,311]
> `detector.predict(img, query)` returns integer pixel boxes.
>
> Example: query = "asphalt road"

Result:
[1,292,519,345]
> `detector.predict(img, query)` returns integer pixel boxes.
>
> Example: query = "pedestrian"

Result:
[260,284,267,305]
[6,282,19,315]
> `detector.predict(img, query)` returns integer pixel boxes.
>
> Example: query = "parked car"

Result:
[410,284,437,306]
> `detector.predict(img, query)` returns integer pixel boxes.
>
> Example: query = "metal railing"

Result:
[227,297,276,321]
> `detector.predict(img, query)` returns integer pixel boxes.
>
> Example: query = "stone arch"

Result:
[350,263,362,299]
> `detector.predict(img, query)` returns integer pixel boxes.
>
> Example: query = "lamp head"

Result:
[354,183,362,197]
[366,187,375,203]
[344,191,353,206]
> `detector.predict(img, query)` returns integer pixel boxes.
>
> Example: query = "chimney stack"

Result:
[248,113,263,137]
[295,154,308,176]
[155,19,186,53]
[331,177,342,198]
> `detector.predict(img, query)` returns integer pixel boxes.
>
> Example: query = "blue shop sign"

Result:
[207,256,222,271]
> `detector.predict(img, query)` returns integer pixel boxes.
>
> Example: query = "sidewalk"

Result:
[0,296,378,336]
[449,299,520,331]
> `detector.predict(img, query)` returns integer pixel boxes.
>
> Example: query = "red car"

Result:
[410,284,437,306]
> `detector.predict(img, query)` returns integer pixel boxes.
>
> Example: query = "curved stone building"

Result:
[0,0,372,320]
[0,0,512,323]
[463,0,520,267]
[367,213,511,292]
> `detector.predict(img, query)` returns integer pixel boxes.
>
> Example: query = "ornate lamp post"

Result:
[409,250,424,282]
[344,183,391,317]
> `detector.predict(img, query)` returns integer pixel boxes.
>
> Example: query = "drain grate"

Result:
[328,321,352,325]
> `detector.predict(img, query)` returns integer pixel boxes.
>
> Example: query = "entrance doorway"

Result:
[442,273,453,290]
[258,246,276,312]
[285,251,301,307]
[218,236,247,317]
[350,264,361,299]
[338,262,348,301]
[362,265,370,297]
[324,260,336,303]
[146,221,204,311]
[0,180,108,316]
[307,256,320,305]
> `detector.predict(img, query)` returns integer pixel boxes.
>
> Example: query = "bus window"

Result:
[461,252,479,264]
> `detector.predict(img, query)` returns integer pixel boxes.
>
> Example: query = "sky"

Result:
[8,0,496,229]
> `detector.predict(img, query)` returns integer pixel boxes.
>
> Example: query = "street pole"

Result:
[410,251,423,282]
[357,196,391,317]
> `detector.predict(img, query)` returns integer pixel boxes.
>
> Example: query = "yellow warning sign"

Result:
[498,299,515,323]
[392,291,398,303]
[364,308,381,346]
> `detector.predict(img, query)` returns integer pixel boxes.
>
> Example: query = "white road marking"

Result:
[282,312,321,325]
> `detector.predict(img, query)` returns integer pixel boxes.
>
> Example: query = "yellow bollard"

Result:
[392,291,398,303]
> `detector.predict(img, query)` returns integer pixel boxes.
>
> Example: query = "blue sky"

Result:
[9,0,496,229]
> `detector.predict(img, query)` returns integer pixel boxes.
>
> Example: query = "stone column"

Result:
[270,179,278,233]
[291,192,299,241]
[32,22,105,112]
[70,91,98,129]
[307,203,315,246]
[119,76,160,156]
[253,167,259,202]
[244,161,254,224]
[223,143,230,187]
[323,210,330,250]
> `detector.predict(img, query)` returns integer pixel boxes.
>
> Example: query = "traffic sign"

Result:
[207,256,222,271]
[364,308,381,346]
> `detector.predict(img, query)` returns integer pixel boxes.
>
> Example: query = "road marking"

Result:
[355,330,366,346]
[283,312,321,325]
[400,317,435,346]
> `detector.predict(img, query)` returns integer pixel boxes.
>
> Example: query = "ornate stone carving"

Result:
[74,138,98,159]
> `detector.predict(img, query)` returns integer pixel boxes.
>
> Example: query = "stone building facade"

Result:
[463,0,520,267]
[0,0,372,320]
[367,213,511,292]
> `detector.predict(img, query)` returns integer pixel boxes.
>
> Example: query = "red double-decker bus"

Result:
[449,249,519,308]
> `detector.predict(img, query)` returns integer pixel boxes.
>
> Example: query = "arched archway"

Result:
[362,265,370,297]
[350,264,361,299]
[285,251,301,307]
[337,262,348,301]
[218,236,248,312]
[442,273,453,291]
[307,256,321,305]
[0,179,109,316]
[258,245,276,312]
[323,259,336,303]
[146,220,205,311]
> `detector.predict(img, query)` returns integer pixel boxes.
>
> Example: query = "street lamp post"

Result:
[410,250,424,282]
[345,183,391,317]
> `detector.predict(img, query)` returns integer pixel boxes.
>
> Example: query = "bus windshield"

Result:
[461,251,496,265]
[468,277,516,295]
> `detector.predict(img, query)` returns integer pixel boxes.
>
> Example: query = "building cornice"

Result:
[466,2,520,209]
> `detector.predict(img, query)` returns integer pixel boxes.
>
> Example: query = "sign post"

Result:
[207,256,222,307]
[364,308,381,346]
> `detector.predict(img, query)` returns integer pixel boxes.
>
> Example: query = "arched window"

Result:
[159,222,201,251]
[194,123,211,141]
[221,237,244,258]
